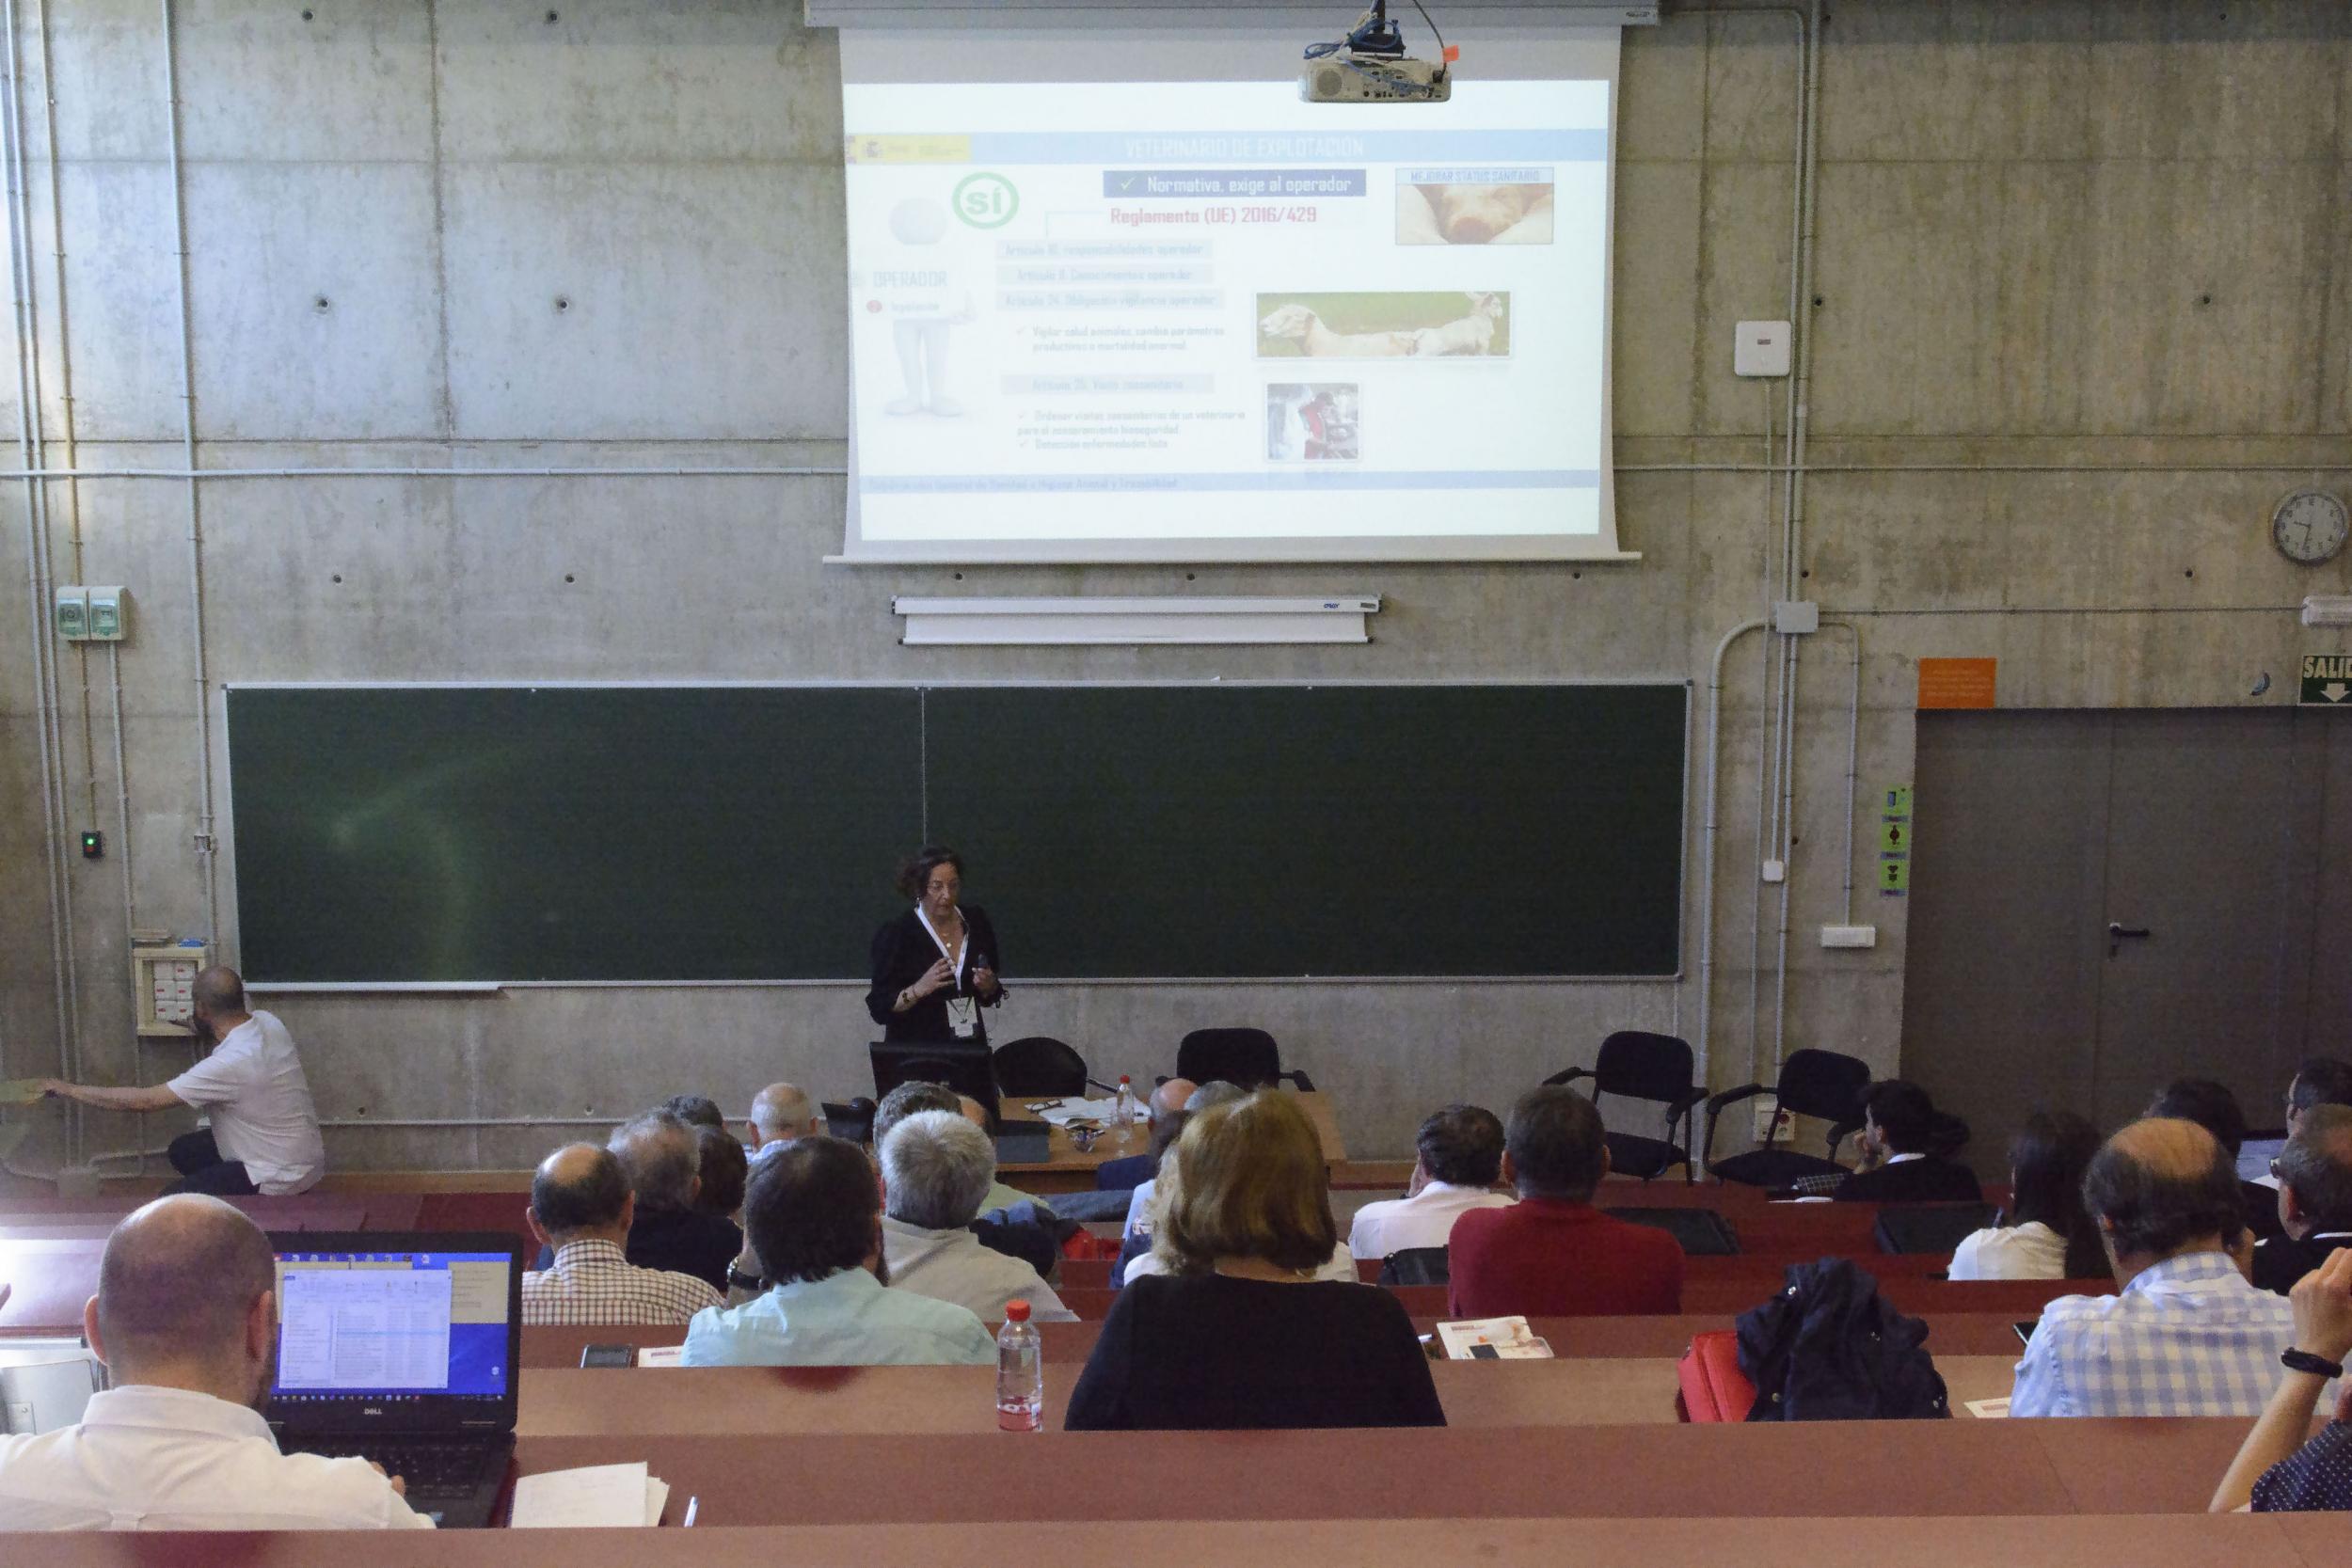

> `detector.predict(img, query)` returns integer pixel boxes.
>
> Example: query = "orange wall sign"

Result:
[1917,657,1996,710]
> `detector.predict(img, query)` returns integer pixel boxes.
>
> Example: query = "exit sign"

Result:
[2304,654,2352,706]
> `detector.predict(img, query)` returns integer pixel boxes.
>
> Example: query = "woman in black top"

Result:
[1064,1090,1445,1431]
[865,846,1004,1044]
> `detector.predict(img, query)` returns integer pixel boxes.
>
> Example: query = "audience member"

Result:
[866,1081,1061,1281]
[521,1144,722,1326]
[694,1125,749,1219]
[660,1094,726,1134]
[0,1196,430,1529]
[2253,1105,2352,1296]
[2012,1118,2298,1418]
[680,1135,994,1367]
[2150,1077,2282,1243]
[1347,1102,1513,1261]
[1949,1111,2104,1280]
[880,1110,1075,1324]
[37,968,325,1197]
[1446,1085,1683,1318]
[1115,1081,1249,1285]
[1830,1081,1982,1203]
[1095,1077,1195,1191]
[609,1109,741,1294]
[2212,1248,2352,1513]
[746,1082,820,1165]
[1065,1091,1443,1430]
[2287,1059,2352,1138]
[956,1093,1056,1215]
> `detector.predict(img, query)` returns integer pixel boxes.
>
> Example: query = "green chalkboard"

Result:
[228,682,1685,982]
[228,687,922,982]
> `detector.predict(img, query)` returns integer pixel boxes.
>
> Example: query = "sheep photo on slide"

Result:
[1256,292,1512,359]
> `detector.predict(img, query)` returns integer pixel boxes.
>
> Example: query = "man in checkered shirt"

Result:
[521,1144,723,1325]
[2011,1117,2300,1418]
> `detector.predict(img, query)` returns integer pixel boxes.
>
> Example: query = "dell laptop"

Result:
[265,1231,524,1529]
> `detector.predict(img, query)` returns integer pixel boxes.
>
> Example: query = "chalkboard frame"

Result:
[223,678,1691,987]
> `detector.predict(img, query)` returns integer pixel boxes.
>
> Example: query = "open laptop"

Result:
[265,1231,523,1528]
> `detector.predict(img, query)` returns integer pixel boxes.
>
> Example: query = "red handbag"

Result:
[1677,1329,1757,1422]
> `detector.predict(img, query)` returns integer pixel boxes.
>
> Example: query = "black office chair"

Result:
[1174,1027,1317,1092]
[1873,1203,1995,1257]
[1547,1030,1707,1184]
[1375,1246,1450,1287]
[991,1036,1089,1097]
[1701,1048,1872,1188]
[819,1097,876,1146]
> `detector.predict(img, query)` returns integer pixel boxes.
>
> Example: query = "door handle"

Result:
[2107,922,2151,957]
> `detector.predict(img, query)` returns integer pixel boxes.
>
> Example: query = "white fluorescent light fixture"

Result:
[894,595,1380,645]
[2302,594,2352,628]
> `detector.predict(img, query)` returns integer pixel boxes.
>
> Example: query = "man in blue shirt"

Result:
[682,1134,993,1368]
[2012,1117,2301,1418]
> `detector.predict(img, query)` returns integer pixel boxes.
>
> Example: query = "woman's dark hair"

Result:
[2146,1078,2249,1158]
[693,1124,749,1218]
[2005,1110,2105,1278]
[895,846,966,903]
[743,1135,882,1286]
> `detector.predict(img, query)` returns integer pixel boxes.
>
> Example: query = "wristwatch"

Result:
[2280,1347,2344,1379]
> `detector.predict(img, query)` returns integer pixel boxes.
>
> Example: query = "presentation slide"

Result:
[836,48,1619,563]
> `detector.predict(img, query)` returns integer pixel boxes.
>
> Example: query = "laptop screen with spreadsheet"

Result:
[266,1232,521,1430]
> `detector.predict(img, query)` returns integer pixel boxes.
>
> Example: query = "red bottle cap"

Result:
[1006,1300,1031,1323]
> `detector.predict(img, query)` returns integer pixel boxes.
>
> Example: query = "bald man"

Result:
[0,1195,429,1529]
[2011,1117,2305,1418]
[521,1143,723,1326]
[1095,1077,1194,1193]
[747,1083,820,1166]
[40,967,324,1196]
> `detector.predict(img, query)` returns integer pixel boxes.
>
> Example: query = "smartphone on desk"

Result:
[580,1343,636,1369]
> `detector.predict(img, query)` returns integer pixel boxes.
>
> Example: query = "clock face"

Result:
[2273,490,2349,564]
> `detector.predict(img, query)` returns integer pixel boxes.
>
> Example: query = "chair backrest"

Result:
[1925,1109,1971,1161]
[1176,1027,1282,1090]
[991,1036,1089,1097]
[1773,1049,1871,1127]
[1592,1031,1696,1105]
[820,1098,875,1146]
[1375,1246,1451,1287]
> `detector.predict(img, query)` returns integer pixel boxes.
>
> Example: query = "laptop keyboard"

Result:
[298,1438,500,1498]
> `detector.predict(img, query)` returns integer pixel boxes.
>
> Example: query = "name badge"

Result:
[947,995,977,1038]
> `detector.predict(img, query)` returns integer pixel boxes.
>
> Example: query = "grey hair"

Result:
[880,1109,994,1230]
[2280,1103,2352,1223]
[609,1110,699,1209]
[1184,1080,1248,1114]
[750,1083,816,1139]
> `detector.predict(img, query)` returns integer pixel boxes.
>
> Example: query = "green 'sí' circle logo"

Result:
[953,172,1019,230]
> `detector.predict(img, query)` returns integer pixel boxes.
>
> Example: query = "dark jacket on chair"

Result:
[1831,1155,1982,1205]
[1737,1258,1950,1421]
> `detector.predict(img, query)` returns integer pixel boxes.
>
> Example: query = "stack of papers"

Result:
[1435,1317,1555,1360]
[509,1463,669,1528]
[1027,1096,1146,1128]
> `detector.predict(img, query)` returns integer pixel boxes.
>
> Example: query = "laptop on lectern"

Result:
[264,1231,523,1528]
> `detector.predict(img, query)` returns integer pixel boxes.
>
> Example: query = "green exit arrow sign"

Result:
[2303,654,2352,706]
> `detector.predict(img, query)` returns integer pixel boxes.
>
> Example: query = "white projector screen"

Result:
[834,27,1626,563]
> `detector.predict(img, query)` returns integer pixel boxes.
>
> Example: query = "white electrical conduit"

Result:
[1692,616,1770,1119]
[1,0,73,1124]
[160,0,221,948]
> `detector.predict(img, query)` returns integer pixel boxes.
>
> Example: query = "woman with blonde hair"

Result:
[1063,1091,1443,1430]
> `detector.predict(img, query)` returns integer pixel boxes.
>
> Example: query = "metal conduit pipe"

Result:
[1,0,71,1105]
[1692,616,1770,1112]
[1820,621,1863,925]
[159,0,220,947]
[317,1117,626,1131]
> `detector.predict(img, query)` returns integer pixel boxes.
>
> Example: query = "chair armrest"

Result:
[1824,1117,1864,1159]
[1701,1085,1770,1165]
[1669,1087,1709,1114]
[1542,1068,1595,1088]
[1280,1069,1318,1093]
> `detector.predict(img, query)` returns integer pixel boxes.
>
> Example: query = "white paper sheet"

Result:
[509,1463,668,1528]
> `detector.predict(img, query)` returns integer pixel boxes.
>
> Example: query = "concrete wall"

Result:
[4,1,2348,1174]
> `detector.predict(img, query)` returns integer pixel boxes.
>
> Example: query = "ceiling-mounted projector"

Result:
[1302,2,1454,103]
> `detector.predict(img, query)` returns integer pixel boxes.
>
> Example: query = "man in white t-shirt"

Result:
[40,967,326,1196]
[1347,1102,1515,1263]
[0,1195,431,1530]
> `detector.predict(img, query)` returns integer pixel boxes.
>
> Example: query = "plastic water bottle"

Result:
[995,1300,1042,1432]
[1114,1076,1136,1145]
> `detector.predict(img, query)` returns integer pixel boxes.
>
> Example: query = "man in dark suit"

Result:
[2252,1104,2352,1296]
[1832,1081,1982,1204]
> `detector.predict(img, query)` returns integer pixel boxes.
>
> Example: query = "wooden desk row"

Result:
[504,1355,2024,1433]
[519,1310,2035,1369]
[8,1515,2350,1566]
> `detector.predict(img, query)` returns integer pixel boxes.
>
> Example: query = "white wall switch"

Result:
[85,586,126,641]
[1761,858,1787,883]
[1753,1102,1790,1143]
[1735,320,1793,378]
[53,586,87,641]
[1820,924,1879,949]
